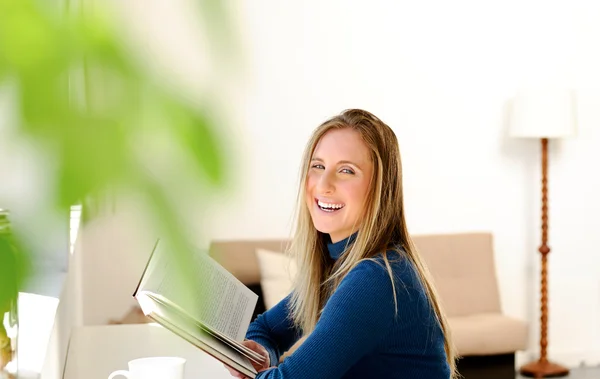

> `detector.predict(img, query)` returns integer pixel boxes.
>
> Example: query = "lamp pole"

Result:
[519,138,569,378]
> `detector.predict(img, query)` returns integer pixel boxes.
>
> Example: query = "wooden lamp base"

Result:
[519,359,570,378]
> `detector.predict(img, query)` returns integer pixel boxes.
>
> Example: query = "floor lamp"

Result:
[509,89,575,378]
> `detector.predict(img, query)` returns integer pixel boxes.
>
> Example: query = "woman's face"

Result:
[305,128,373,243]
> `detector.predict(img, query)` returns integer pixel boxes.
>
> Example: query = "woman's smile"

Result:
[315,198,345,213]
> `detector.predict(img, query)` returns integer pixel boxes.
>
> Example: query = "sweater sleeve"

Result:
[255,260,396,379]
[245,294,302,366]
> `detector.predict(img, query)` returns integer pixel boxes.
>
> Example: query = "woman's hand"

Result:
[225,339,272,378]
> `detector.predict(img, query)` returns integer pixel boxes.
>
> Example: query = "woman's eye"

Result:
[340,168,355,174]
[311,164,325,169]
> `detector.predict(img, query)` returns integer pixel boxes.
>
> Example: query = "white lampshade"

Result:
[509,89,576,139]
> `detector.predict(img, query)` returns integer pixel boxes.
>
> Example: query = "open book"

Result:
[133,239,265,378]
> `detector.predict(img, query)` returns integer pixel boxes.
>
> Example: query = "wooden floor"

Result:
[516,366,600,378]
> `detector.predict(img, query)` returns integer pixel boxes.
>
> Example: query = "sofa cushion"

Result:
[256,248,297,309]
[449,313,528,355]
[413,233,502,317]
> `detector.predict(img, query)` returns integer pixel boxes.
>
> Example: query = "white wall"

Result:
[31,0,600,369]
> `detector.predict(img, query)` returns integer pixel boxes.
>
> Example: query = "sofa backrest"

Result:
[209,232,502,318]
[412,232,501,317]
[209,239,289,285]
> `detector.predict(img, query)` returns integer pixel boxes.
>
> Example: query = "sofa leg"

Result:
[457,353,515,379]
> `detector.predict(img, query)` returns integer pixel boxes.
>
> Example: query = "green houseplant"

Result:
[0,1,240,370]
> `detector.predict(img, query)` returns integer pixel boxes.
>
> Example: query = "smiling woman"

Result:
[306,128,373,243]
[226,109,458,379]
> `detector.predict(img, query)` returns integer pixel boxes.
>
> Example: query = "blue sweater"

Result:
[245,235,451,379]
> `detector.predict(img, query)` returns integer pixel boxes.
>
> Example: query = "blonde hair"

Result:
[288,109,457,377]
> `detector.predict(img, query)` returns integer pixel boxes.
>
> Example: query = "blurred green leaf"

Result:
[0,233,29,315]
[0,239,17,314]
[0,0,237,316]
[76,16,137,78]
[140,172,197,281]
[19,73,69,131]
[0,56,6,80]
[0,2,68,75]
[163,99,225,185]
[197,0,240,62]
[56,117,130,208]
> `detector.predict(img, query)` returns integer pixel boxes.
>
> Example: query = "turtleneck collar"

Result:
[326,232,358,260]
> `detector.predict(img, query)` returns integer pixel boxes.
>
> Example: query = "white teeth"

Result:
[318,200,344,209]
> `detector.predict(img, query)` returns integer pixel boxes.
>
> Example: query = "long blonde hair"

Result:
[288,109,457,377]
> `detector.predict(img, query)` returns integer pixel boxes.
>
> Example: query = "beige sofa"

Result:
[209,232,529,379]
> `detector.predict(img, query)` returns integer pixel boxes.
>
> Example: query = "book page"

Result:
[143,294,257,378]
[145,293,265,364]
[141,240,258,341]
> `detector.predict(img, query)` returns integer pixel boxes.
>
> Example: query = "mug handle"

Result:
[108,370,131,379]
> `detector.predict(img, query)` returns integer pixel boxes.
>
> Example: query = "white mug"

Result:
[108,356,186,379]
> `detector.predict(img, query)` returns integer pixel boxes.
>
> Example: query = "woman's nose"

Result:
[316,171,335,194]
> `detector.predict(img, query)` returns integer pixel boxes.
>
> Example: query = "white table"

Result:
[62,323,234,379]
